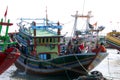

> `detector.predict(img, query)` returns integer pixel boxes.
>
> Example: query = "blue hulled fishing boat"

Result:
[9,11,108,78]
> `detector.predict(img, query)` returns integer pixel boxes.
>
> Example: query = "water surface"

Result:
[0,49,120,80]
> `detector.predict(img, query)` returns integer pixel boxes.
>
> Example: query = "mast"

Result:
[0,19,3,34]
[33,21,37,55]
[86,11,93,32]
[5,19,10,37]
[72,11,78,37]
[57,21,61,55]
[71,11,93,37]
[0,19,13,51]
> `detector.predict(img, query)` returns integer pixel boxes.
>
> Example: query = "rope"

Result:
[65,0,89,74]
[62,55,82,80]
[74,55,89,73]
[64,70,71,80]
[65,37,89,73]
[107,55,111,77]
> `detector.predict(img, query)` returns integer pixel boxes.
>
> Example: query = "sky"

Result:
[0,0,120,36]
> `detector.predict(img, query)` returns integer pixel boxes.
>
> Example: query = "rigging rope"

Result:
[65,0,89,74]
[74,55,89,73]
[62,19,73,26]
[70,0,89,74]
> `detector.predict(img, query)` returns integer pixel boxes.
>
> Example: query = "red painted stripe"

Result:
[0,22,13,26]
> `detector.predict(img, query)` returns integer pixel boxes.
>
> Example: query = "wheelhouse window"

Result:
[38,38,58,44]
[39,54,51,60]
[50,38,52,42]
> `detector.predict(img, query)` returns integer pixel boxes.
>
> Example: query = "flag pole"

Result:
[4,6,8,22]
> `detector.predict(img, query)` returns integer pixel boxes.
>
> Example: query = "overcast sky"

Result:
[1,0,120,36]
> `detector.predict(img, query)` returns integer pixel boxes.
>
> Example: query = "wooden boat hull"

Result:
[11,16,108,78]
[15,53,108,76]
[0,47,20,74]
[106,32,120,51]
[106,40,120,51]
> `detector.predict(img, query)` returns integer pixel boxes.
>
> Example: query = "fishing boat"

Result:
[0,17,20,74]
[10,11,108,78]
[106,30,120,51]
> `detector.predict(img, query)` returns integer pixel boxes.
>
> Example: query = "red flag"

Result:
[92,22,97,27]
[4,6,8,17]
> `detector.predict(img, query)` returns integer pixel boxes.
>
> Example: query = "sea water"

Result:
[0,49,120,80]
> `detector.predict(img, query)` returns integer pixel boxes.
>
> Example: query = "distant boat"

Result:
[9,11,108,78]
[106,30,120,51]
[0,18,20,74]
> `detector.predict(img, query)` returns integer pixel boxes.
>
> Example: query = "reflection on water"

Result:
[0,49,120,80]
[11,70,68,80]
[0,65,68,80]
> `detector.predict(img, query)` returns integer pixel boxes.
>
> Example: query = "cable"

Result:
[82,0,86,15]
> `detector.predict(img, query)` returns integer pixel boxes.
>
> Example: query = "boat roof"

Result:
[32,29,63,37]
[18,18,63,38]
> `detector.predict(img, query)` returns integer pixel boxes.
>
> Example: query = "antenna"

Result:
[82,0,86,15]
[45,6,48,26]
